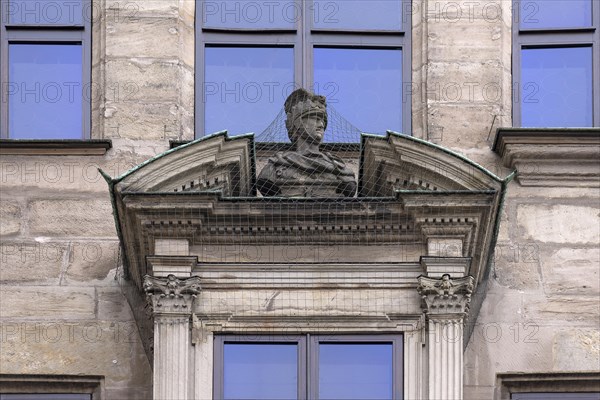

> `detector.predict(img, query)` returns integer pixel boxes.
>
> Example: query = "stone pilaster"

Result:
[144,274,201,400]
[418,274,474,400]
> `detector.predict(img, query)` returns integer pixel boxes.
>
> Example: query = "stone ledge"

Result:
[493,127,600,187]
[0,139,112,156]
[496,371,600,399]
[0,374,103,397]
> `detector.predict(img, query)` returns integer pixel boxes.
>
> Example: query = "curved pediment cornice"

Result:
[359,131,504,196]
[109,131,256,197]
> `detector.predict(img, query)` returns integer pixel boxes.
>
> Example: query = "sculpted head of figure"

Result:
[284,88,328,147]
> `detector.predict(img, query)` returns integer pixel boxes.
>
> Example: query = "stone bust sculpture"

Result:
[257,89,357,197]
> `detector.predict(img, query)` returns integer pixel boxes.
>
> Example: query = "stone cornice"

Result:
[0,139,112,156]
[144,274,201,315]
[417,274,474,317]
[493,127,600,187]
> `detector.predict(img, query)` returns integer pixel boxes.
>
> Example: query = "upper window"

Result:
[0,0,92,139]
[196,0,411,142]
[512,0,600,127]
[213,334,404,399]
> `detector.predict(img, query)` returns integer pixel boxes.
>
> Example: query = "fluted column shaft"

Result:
[418,274,474,400]
[144,274,201,400]
[427,317,464,399]
[154,315,191,399]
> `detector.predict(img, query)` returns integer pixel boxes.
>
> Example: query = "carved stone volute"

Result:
[417,274,474,317]
[144,274,202,315]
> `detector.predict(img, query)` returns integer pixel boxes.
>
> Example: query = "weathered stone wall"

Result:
[1,0,195,396]
[463,184,600,399]
[1,0,598,398]
[0,148,165,396]
[415,0,600,398]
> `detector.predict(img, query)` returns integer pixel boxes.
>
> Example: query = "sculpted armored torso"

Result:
[257,89,357,197]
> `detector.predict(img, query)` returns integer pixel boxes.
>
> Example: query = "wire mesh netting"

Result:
[115,88,500,324]
[255,103,366,143]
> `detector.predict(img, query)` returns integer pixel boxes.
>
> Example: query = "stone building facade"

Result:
[0,0,599,399]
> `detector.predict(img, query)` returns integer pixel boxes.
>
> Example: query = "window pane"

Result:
[223,343,298,400]
[314,48,403,141]
[202,0,296,29]
[7,0,84,25]
[313,0,403,30]
[9,44,83,139]
[0,396,90,400]
[319,343,393,400]
[521,47,592,127]
[204,46,294,137]
[519,0,591,29]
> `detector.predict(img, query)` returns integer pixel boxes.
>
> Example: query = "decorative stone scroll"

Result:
[417,274,474,316]
[144,274,201,314]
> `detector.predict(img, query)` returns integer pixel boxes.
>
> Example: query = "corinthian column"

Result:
[144,274,201,400]
[417,274,474,400]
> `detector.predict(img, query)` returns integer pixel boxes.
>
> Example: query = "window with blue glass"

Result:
[0,0,91,139]
[513,0,600,127]
[0,395,91,400]
[213,335,403,400]
[196,0,411,141]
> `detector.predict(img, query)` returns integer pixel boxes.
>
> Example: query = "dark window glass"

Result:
[0,395,90,400]
[7,0,84,25]
[204,46,294,137]
[313,0,402,30]
[201,0,296,29]
[314,47,403,140]
[223,343,298,400]
[521,47,592,127]
[319,343,393,400]
[519,0,592,29]
[8,43,83,139]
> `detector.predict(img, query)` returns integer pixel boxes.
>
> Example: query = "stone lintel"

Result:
[417,274,474,318]
[146,255,197,278]
[144,274,201,316]
[493,127,600,187]
[420,256,471,278]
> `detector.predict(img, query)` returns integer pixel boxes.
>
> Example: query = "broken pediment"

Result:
[103,131,511,362]
[103,131,509,288]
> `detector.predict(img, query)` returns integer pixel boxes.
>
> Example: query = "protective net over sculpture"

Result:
[129,88,502,322]
[255,102,364,143]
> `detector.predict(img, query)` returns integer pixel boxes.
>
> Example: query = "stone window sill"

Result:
[0,139,112,156]
[493,127,600,187]
[496,372,600,400]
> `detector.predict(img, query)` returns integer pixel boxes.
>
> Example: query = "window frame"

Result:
[0,0,92,139]
[213,333,404,400]
[195,0,412,140]
[512,0,600,127]
[213,334,308,400]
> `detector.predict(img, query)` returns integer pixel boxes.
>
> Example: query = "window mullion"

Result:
[301,0,310,89]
